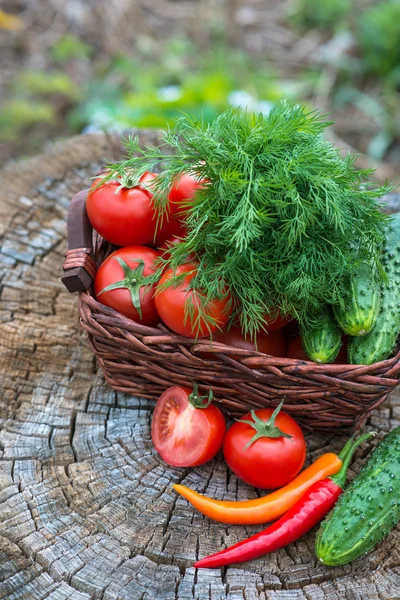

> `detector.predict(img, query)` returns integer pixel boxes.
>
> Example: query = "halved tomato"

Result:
[151,386,226,467]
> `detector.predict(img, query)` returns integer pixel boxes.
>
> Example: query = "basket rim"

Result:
[78,288,400,378]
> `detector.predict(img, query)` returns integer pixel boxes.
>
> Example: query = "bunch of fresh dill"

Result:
[103,101,391,338]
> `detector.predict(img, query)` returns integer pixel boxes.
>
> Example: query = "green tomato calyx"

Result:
[240,401,293,450]
[188,384,214,409]
[97,257,151,319]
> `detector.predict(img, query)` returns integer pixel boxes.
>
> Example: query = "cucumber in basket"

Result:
[301,307,342,363]
[315,427,400,566]
[332,264,380,336]
[349,213,400,365]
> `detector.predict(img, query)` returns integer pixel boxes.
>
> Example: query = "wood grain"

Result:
[0,130,399,600]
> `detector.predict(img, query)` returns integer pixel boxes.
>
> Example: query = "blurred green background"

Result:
[0,0,399,181]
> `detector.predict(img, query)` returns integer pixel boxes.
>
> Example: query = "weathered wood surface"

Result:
[0,130,400,600]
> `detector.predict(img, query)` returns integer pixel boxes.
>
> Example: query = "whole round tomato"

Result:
[223,404,306,489]
[139,171,157,187]
[155,262,233,338]
[213,326,285,357]
[87,178,158,246]
[94,246,160,325]
[169,173,206,219]
[154,215,186,247]
[158,236,196,266]
[151,386,226,467]
[159,236,184,257]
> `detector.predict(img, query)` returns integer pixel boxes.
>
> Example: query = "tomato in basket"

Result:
[152,386,226,467]
[94,246,160,325]
[154,216,186,247]
[210,326,286,359]
[87,178,160,247]
[155,262,233,338]
[169,173,207,219]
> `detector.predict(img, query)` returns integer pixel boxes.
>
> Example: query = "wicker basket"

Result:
[62,191,400,432]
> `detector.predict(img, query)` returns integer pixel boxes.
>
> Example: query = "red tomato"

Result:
[155,263,233,338]
[151,386,226,467]
[154,215,187,246]
[223,404,306,489]
[159,236,183,256]
[158,237,196,265]
[94,246,160,325]
[139,171,157,186]
[87,179,157,246]
[169,173,206,219]
[264,312,292,332]
[213,327,286,357]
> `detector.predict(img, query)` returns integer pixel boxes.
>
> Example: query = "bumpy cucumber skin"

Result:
[349,214,400,365]
[315,427,400,566]
[333,264,380,336]
[301,308,342,363]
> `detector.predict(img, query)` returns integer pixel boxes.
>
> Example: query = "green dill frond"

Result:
[104,101,391,338]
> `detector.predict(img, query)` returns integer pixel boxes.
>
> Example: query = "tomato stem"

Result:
[240,401,293,450]
[97,257,152,319]
[188,384,214,409]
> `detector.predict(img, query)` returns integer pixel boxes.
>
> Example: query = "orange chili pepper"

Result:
[173,445,348,525]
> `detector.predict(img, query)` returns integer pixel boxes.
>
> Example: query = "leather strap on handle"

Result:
[61,190,96,292]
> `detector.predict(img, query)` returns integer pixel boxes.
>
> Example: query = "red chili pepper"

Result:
[194,432,374,569]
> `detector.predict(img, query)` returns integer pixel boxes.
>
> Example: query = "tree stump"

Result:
[1,130,399,600]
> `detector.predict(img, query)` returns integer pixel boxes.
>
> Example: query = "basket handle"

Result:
[61,189,97,293]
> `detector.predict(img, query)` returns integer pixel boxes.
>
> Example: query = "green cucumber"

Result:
[349,213,400,364]
[300,307,342,363]
[315,427,400,566]
[333,263,380,336]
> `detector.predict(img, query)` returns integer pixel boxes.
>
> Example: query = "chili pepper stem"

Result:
[337,436,354,462]
[331,431,376,488]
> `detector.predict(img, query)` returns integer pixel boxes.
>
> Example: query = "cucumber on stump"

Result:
[315,427,400,566]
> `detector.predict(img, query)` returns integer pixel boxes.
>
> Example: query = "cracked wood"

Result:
[0,130,400,600]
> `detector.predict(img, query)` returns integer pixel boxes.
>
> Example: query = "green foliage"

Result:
[356,0,400,76]
[0,100,55,141]
[69,40,282,131]
[104,102,391,337]
[51,34,92,63]
[16,71,80,100]
[291,0,350,30]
